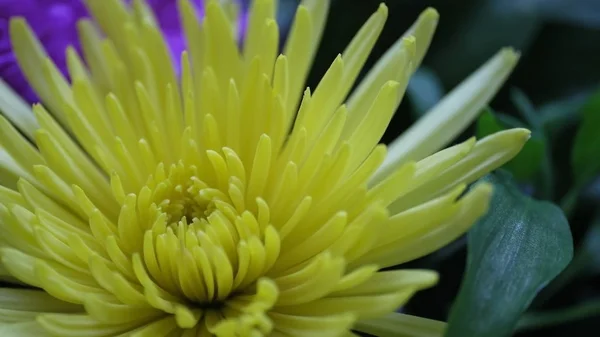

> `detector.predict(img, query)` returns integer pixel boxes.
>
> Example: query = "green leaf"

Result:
[476,109,505,139]
[510,88,542,129]
[571,86,600,184]
[445,172,573,337]
[495,112,527,129]
[518,300,600,331]
[538,91,589,137]
[505,136,545,181]
[583,219,600,274]
[476,110,545,181]
[531,214,600,306]
[428,0,540,86]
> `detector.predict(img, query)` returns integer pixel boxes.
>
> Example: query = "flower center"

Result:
[156,174,212,226]
[118,159,280,332]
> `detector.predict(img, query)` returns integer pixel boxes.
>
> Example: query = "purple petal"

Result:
[0,0,245,104]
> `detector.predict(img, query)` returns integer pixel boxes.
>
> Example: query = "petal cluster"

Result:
[0,0,529,336]
[0,0,227,103]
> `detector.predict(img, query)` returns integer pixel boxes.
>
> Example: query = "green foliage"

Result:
[571,87,600,185]
[476,109,545,181]
[445,172,573,337]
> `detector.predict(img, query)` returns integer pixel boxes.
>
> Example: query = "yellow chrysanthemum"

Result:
[0,0,529,336]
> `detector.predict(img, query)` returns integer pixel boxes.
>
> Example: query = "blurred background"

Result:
[275,0,600,336]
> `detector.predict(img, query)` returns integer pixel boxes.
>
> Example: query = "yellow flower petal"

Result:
[0,79,37,139]
[377,48,520,181]
[355,312,446,337]
[345,7,438,135]
[390,128,530,213]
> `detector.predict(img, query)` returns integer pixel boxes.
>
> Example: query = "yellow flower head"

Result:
[0,0,529,336]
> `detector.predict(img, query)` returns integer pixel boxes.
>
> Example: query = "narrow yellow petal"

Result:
[355,312,446,337]
[304,3,389,137]
[179,0,206,96]
[0,288,81,314]
[282,0,330,117]
[84,0,134,60]
[404,7,439,71]
[205,0,243,91]
[0,115,44,179]
[77,19,112,93]
[390,128,530,212]
[368,137,475,208]
[38,313,151,337]
[345,80,406,170]
[270,312,355,336]
[359,182,493,268]
[0,79,37,139]
[378,48,520,180]
[344,37,415,138]
[295,54,344,146]
[276,289,417,320]
[10,19,70,126]
[244,0,276,65]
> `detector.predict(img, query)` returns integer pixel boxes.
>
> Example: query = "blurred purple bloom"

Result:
[0,0,247,104]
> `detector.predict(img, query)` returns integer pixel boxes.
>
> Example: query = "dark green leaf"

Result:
[476,110,545,181]
[505,136,545,181]
[567,213,600,273]
[532,214,600,306]
[476,109,505,139]
[510,88,542,129]
[429,0,541,87]
[538,91,590,137]
[517,300,600,331]
[445,172,573,337]
[571,86,600,184]
[496,112,527,129]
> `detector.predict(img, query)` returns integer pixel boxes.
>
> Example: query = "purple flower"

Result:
[0,0,246,104]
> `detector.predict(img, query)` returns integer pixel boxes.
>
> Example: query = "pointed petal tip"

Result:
[419,269,440,288]
[474,181,494,197]
[377,3,389,17]
[401,36,417,59]
[512,127,532,142]
[421,7,440,22]
[500,47,521,65]
[9,16,26,26]
[8,17,29,39]
[462,137,477,153]
[403,35,416,45]
[482,128,531,156]
[10,16,34,35]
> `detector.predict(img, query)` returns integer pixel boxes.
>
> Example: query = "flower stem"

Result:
[559,185,581,217]
[517,300,600,331]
